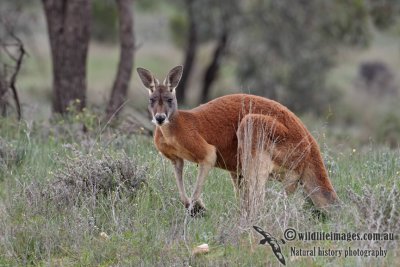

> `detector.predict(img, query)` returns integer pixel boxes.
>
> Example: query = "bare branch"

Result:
[8,36,25,120]
[0,14,26,120]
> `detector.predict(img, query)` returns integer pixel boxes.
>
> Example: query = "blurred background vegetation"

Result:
[0,0,399,147]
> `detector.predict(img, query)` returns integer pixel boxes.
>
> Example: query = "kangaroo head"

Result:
[137,66,183,126]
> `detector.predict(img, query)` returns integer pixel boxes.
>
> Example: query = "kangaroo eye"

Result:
[167,98,173,103]
[149,98,156,104]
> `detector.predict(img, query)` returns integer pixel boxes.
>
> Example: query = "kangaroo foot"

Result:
[186,200,206,217]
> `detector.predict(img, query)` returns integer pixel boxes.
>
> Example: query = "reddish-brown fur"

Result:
[137,66,339,215]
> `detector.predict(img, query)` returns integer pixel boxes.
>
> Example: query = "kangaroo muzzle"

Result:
[153,113,168,125]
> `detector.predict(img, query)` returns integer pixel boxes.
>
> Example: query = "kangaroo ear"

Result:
[137,67,158,92]
[164,65,183,92]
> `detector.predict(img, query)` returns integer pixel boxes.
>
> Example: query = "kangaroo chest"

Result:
[154,128,199,163]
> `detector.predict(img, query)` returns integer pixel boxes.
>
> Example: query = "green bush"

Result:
[26,144,147,211]
[92,0,118,43]
[236,0,371,114]
[169,13,187,48]
[376,112,400,148]
[136,0,159,11]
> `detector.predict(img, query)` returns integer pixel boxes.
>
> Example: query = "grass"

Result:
[0,115,399,266]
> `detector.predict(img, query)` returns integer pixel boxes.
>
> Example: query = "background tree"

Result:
[0,0,29,119]
[105,0,135,120]
[369,0,400,30]
[236,0,370,114]
[199,0,240,104]
[0,32,25,120]
[199,28,228,104]
[41,0,91,114]
[169,0,240,104]
[92,0,118,43]
[174,0,197,104]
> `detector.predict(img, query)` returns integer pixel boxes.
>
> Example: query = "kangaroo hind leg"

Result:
[237,113,289,182]
[237,114,288,214]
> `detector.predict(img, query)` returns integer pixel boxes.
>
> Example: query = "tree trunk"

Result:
[176,0,197,105]
[42,0,91,114]
[0,72,7,116]
[106,0,134,120]
[200,29,229,104]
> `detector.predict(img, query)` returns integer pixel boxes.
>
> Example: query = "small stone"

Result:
[192,243,209,256]
[99,232,109,240]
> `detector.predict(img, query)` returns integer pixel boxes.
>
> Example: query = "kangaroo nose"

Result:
[155,114,166,124]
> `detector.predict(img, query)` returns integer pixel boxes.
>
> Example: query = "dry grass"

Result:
[26,144,147,211]
[347,183,400,248]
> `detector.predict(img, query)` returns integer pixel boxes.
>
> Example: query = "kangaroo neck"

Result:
[158,110,181,137]
[168,109,179,123]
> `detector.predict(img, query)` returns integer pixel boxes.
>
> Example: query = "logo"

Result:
[253,227,392,264]
[253,226,286,265]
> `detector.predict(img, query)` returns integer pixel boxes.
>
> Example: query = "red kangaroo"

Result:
[137,66,339,216]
